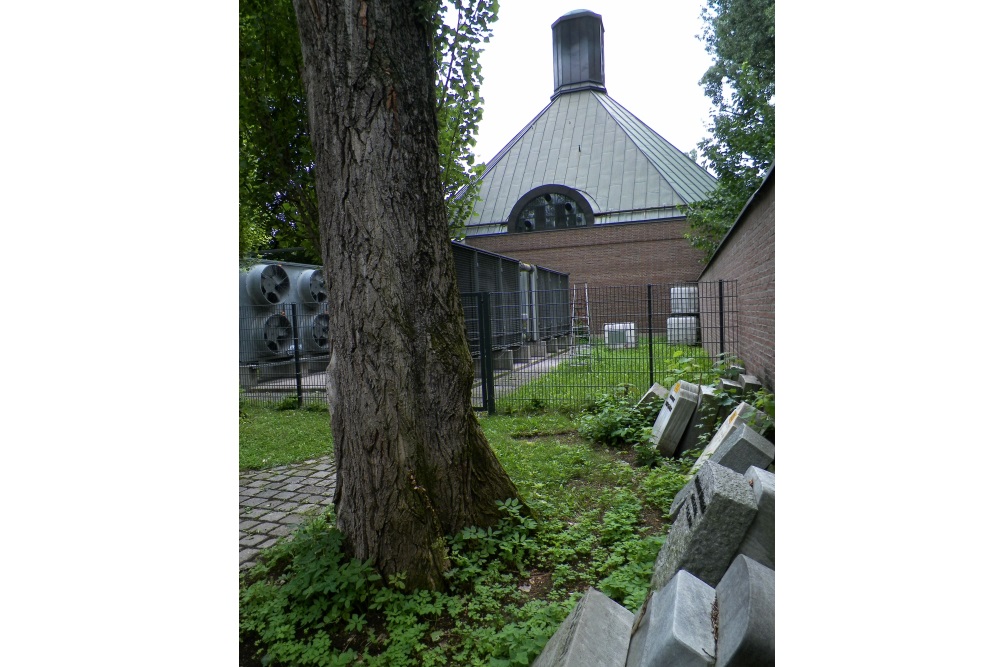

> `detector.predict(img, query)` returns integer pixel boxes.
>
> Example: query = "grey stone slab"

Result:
[626,570,716,667]
[239,520,260,531]
[239,548,258,564]
[532,587,633,667]
[690,402,771,475]
[546,338,559,353]
[653,461,757,590]
[650,383,700,457]
[513,345,532,362]
[738,374,762,394]
[259,511,287,523]
[676,385,725,457]
[738,467,775,570]
[240,533,268,548]
[722,365,746,380]
[242,508,270,519]
[637,382,669,410]
[716,555,775,667]
[712,423,775,476]
[530,341,547,357]
[240,497,268,509]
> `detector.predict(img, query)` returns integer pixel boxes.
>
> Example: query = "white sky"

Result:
[472,0,716,166]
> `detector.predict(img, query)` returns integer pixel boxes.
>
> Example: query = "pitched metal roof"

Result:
[463,90,717,235]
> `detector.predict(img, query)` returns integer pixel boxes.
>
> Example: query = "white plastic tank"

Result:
[670,285,699,315]
[666,316,699,346]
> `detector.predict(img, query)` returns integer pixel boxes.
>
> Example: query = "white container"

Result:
[670,285,700,315]
[666,316,699,346]
[604,322,636,349]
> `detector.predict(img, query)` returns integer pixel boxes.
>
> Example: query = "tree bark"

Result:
[292,0,524,590]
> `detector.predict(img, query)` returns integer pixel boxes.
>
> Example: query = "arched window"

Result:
[507,185,595,233]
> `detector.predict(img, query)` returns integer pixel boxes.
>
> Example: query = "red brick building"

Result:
[459,9,716,289]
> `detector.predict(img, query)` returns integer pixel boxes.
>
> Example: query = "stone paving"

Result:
[239,456,337,571]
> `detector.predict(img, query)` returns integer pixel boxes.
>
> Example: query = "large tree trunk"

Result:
[292,0,524,590]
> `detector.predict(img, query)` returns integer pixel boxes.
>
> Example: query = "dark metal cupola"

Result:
[551,9,606,98]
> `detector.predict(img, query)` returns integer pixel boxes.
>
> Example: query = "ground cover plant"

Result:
[238,355,771,666]
[239,407,700,666]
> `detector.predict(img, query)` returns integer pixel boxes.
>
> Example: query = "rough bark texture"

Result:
[292,0,524,590]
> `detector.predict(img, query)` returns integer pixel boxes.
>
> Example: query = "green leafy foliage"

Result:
[238,0,495,262]
[685,0,775,259]
[576,385,659,449]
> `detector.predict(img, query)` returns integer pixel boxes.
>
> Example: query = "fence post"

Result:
[718,279,725,355]
[290,302,304,408]
[476,292,496,415]
[647,284,654,390]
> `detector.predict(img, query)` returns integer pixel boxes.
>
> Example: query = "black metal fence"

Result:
[239,280,738,412]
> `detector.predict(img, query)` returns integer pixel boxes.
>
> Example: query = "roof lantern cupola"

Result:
[551,9,606,99]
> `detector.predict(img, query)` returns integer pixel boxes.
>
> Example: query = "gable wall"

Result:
[699,171,775,392]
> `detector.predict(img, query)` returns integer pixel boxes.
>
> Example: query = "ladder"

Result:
[570,283,593,365]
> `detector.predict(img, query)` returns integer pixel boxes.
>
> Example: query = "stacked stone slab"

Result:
[532,587,633,667]
[652,461,758,590]
[690,402,774,475]
[636,382,670,410]
[676,385,725,458]
[715,556,775,666]
[650,381,700,457]
[711,422,775,475]
[737,467,775,570]
[626,570,716,667]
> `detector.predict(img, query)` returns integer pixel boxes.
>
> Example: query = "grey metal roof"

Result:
[463,90,717,234]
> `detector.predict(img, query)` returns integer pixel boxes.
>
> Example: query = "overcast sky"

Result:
[471,0,716,166]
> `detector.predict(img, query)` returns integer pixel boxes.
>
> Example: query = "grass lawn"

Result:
[239,406,698,666]
[240,402,333,471]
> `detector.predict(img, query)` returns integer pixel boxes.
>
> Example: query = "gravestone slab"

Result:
[637,383,670,410]
[676,385,724,457]
[532,587,633,667]
[690,402,773,475]
[718,378,742,395]
[715,555,775,667]
[626,570,716,667]
[650,382,700,457]
[652,461,757,590]
[712,422,776,475]
[738,374,762,394]
[737,467,775,569]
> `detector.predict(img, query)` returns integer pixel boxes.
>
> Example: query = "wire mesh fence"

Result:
[239,280,737,412]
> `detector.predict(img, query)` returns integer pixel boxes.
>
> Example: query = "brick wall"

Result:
[462,218,705,289]
[699,170,775,392]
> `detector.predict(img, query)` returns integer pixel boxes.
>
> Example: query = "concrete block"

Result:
[676,385,725,457]
[713,422,775,476]
[546,338,559,353]
[718,378,742,395]
[557,335,571,350]
[738,374,762,394]
[653,461,757,590]
[532,587,633,667]
[493,349,514,371]
[530,341,547,357]
[626,571,716,667]
[715,555,775,667]
[650,382,700,457]
[636,383,669,410]
[722,365,745,380]
[690,402,773,475]
[738,467,775,570]
[513,345,531,363]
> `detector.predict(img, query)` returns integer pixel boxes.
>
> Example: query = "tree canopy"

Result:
[239,0,496,263]
[685,0,775,258]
